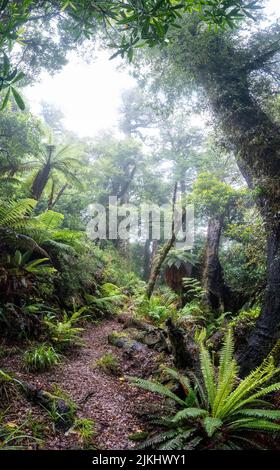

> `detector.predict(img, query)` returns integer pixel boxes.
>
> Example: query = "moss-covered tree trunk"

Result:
[187,32,280,371]
[146,183,178,299]
[239,218,280,375]
[143,239,151,280]
[203,215,231,312]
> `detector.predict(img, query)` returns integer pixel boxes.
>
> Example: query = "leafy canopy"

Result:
[0,1,261,109]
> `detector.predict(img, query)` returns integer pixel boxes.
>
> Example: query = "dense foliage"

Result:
[0,0,279,454]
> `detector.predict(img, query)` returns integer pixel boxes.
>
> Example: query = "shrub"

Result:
[129,330,280,450]
[23,344,61,372]
[44,306,87,350]
[229,306,261,329]
[96,353,120,375]
[67,418,97,448]
[85,283,127,316]
[182,278,205,302]
[0,302,52,340]
[135,291,178,325]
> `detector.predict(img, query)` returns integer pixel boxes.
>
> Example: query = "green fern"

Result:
[130,329,280,449]
[128,377,186,406]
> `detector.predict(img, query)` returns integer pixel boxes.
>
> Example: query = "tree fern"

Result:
[0,199,36,227]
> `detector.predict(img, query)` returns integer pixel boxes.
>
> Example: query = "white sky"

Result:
[25,0,280,138]
[25,51,135,138]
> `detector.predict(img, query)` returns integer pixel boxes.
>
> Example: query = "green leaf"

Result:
[236,409,280,420]
[11,86,25,110]
[14,250,22,265]
[3,52,10,76]
[172,407,208,422]
[1,86,10,110]
[11,71,25,85]
[128,377,186,406]
[203,416,223,437]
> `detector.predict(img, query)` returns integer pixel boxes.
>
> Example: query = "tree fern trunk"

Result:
[31,164,51,200]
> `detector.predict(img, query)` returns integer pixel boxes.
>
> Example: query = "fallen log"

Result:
[19,381,75,429]
[0,371,76,430]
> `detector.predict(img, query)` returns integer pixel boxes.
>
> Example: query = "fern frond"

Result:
[199,342,216,409]
[0,199,36,227]
[220,356,280,418]
[184,436,202,450]
[218,329,235,383]
[36,211,64,229]
[234,409,280,420]
[128,377,186,406]
[161,365,195,397]
[212,333,238,417]
[227,418,280,432]
[137,430,178,449]
[203,416,222,437]
[172,408,208,423]
[158,435,184,450]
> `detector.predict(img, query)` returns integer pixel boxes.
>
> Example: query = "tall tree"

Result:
[191,172,243,312]
[136,12,280,372]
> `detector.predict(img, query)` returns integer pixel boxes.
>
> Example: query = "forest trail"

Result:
[1,319,163,450]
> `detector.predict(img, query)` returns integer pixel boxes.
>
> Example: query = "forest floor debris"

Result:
[0,318,165,449]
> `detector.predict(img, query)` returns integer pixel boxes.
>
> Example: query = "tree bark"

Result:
[48,183,68,210]
[180,30,280,371]
[31,144,54,201]
[47,179,55,210]
[239,219,280,375]
[146,183,178,299]
[166,317,198,370]
[31,164,51,200]
[143,239,151,281]
[203,215,231,312]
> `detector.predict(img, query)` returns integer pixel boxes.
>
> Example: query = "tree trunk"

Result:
[203,215,231,312]
[180,29,280,371]
[48,183,68,210]
[146,236,176,299]
[146,183,178,299]
[143,239,151,281]
[31,164,51,200]
[166,317,198,370]
[239,218,280,375]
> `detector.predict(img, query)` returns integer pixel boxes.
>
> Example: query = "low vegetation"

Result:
[23,344,61,372]
[130,330,280,450]
[96,353,120,376]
